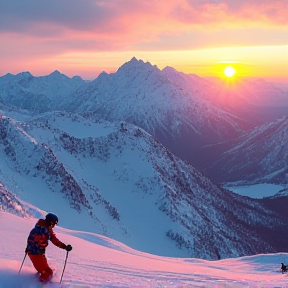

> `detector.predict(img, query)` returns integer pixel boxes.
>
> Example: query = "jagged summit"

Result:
[3,72,13,77]
[125,56,144,66]
[117,57,159,74]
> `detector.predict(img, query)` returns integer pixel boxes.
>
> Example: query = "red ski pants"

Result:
[28,254,53,282]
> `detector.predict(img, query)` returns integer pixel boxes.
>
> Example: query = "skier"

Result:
[281,263,287,273]
[25,213,72,283]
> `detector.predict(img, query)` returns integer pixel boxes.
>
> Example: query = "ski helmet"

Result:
[45,213,58,225]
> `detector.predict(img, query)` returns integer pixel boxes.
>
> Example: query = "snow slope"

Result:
[0,211,287,288]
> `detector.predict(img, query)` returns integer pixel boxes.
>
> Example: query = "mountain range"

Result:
[1,57,288,260]
[1,58,287,170]
[204,116,288,184]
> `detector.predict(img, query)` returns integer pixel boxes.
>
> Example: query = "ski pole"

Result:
[18,252,27,275]
[60,251,69,284]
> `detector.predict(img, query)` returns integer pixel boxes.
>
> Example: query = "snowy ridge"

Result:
[205,116,288,184]
[0,115,91,213]
[0,182,40,218]
[270,188,288,198]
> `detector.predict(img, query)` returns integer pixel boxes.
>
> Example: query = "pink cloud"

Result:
[171,0,288,26]
[1,0,287,49]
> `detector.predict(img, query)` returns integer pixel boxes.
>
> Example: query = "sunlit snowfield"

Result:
[0,212,287,288]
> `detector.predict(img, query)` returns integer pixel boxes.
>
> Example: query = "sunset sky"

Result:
[0,0,288,81]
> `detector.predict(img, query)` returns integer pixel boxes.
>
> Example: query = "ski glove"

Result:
[65,244,72,252]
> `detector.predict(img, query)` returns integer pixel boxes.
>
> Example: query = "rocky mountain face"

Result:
[204,116,288,185]
[0,110,288,259]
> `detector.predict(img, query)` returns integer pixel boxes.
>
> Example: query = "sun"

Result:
[223,66,236,78]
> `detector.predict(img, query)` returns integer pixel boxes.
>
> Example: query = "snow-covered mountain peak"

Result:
[123,56,145,67]
[16,71,33,78]
[116,57,160,77]
[47,70,70,81]
[49,69,61,75]
[1,72,13,78]
[72,75,83,81]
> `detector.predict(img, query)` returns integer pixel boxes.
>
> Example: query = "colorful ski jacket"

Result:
[26,219,66,255]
